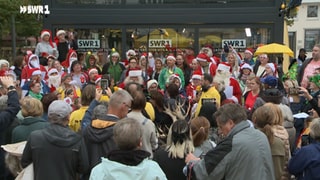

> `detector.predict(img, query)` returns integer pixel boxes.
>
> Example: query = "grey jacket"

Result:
[191,121,275,180]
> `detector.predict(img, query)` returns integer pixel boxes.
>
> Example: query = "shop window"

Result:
[307,5,318,18]
[199,27,271,55]
[129,28,195,56]
[305,29,320,51]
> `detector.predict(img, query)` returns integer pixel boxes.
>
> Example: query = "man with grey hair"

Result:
[83,89,133,173]
[21,100,89,180]
[90,118,166,180]
[186,104,275,180]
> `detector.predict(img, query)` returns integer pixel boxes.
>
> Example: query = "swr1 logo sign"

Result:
[222,39,246,48]
[78,39,100,49]
[149,39,172,48]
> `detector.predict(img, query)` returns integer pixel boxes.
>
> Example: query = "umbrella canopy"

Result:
[255,43,294,57]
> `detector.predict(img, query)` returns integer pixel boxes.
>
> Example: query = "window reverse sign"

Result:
[78,39,100,49]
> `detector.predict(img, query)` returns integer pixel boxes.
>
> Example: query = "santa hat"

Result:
[169,74,181,83]
[48,68,58,76]
[56,30,66,37]
[0,59,9,68]
[88,68,98,75]
[47,55,57,60]
[126,49,136,58]
[128,70,142,77]
[266,63,276,73]
[28,68,41,78]
[191,70,202,80]
[40,29,55,48]
[217,62,231,72]
[61,49,77,71]
[166,54,176,61]
[147,79,158,89]
[196,53,210,62]
[95,75,102,84]
[240,63,253,71]
[140,52,147,58]
[244,48,254,56]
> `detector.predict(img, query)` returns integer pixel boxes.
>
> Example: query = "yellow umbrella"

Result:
[255,43,294,57]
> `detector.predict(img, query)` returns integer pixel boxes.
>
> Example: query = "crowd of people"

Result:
[0,28,320,180]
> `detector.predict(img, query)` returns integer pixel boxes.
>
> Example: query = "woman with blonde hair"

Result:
[153,120,194,179]
[190,116,215,158]
[252,103,291,180]
[11,97,49,143]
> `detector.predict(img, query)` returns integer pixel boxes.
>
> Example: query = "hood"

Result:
[85,53,98,69]
[107,149,150,166]
[43,124,81,147]
[22,116,46,125]
[85,118,117,143]
[272,125,289,140]
[27,54,40,69]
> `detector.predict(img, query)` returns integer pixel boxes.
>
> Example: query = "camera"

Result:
[100,78,109,95]
[223,44,229,53]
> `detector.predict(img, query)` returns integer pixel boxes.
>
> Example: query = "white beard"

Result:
[48,75,61,88]
[215,71,230,86]
[30,60,40,68]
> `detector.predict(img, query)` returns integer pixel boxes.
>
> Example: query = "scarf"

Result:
[28,91,43,100]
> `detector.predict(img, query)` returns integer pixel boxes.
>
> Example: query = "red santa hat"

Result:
[128,70,142,77]
[191,70,202,80]
[169,73,181,84]
[240,63,253,71]
[48,68,58,76]
[47,55,57,60]
[244,48,254,56]
[147,79,158,89]
[61,49,77,70]
[95,75,102,84]
[40,29,55,48]
[196,53,210,62]
[217,62,231,72]
[56,30,66,37]
[27,68,41,78]
[27,54,40,69]
[126,49,136,59]
[166,54,176,61]
[88,68,98,75]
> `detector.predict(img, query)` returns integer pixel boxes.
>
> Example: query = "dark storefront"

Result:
[43,0,284,61]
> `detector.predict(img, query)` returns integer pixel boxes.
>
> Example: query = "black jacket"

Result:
[21,124,89,180]
[83,115,119,169]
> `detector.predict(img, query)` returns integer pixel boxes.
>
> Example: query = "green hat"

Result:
[309,74,320,87]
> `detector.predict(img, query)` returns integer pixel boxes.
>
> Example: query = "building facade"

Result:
[43,0,284,60]
[288,0,320,56]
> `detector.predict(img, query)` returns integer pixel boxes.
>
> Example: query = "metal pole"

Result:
[11,14,16,61]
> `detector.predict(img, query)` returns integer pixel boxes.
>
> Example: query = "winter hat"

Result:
[244,48,254,56]
[61,49,77,71]
[0,59,9,68]
[168,74,181,85]
[261,75,278,87]
[95,75,102,84]
[47,55,57,60]
[128,70,142,77]
[266,63,276,73]
[56,30,66,37]
[196,53,210,62]
[166,54,176,61]
[147,79,158,89]
[191,70,202,80]
[240,63,253,71]
[28,68,41,78]
[48,100,72,119]
[88,68,98,75]
[126,49,136,59]
[40,30,51,39]
[48,68,58,76]
[217,62,231,72]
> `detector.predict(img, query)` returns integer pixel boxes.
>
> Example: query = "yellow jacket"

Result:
[69,106,88,132]
[195,86,220,117]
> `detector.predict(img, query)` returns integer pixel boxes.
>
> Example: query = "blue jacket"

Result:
[90,154,167,180]
[288,142,320,180]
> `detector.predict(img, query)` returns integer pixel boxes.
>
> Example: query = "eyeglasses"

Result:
[123,102,131,111]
